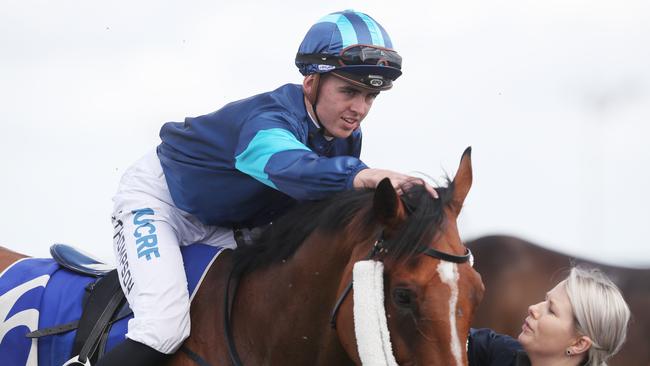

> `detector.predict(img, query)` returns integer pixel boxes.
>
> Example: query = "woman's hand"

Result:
[353,168,438,198]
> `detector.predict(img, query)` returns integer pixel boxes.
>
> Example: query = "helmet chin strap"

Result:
[305,74,325,132]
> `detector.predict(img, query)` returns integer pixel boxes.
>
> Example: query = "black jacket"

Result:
[468,328,531,366]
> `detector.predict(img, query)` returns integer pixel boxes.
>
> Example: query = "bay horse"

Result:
[0,147,484,366]
[467,235,650,366]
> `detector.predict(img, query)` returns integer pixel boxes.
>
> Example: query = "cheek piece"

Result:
[352,260,398,366]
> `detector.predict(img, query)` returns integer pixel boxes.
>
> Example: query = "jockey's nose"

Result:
[350,94,370,116]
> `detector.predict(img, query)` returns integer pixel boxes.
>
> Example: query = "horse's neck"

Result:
[0,246,28,272]
[234,232,362,365]
[181,233,363,365]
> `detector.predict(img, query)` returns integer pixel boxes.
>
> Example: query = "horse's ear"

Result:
[451,147,473,216]
[373,178,407,228]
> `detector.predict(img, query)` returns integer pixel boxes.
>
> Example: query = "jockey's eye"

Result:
[392,287,415,309]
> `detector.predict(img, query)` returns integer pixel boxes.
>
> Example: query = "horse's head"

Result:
[336,147,484,366]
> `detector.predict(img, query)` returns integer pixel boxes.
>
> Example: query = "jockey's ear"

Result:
[302,74,321,106]
[451,146,473,217]
[373,178,408,230]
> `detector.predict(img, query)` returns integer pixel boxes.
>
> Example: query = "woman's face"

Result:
[518,281,579,357]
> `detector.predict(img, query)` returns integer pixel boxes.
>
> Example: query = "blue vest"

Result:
[157,84,367,227]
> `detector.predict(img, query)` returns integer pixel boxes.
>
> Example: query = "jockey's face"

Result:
[304,74,379,139]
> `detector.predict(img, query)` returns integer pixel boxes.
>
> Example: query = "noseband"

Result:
[329,235,473,329]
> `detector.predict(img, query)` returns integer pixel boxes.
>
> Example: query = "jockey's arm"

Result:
[234,116,367,200]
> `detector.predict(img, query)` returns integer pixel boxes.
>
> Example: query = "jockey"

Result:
[98,9,436,366]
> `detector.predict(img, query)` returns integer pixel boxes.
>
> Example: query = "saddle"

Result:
[27,244,132,366]
[49,243,114,277]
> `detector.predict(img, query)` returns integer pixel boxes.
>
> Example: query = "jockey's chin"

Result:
[323,122,359,139]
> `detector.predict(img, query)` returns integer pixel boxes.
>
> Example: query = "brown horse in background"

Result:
[467,235,650,366]
[0,148,484,365]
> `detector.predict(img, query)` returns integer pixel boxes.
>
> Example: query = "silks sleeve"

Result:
[234,113,367,200]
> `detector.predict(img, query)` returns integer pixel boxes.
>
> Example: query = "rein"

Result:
[329,237,384,329]
[180,253,241,366]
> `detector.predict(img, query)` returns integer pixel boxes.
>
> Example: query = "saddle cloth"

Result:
[0,244,225,366]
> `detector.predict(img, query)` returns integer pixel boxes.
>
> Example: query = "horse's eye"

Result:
[392,288,415,308]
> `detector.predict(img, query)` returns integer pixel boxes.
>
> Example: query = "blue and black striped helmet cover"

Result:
[296,10,401,80]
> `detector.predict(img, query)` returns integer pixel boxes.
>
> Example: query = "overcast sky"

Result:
[1,0,649,267]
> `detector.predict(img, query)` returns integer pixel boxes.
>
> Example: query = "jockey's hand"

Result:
[353,168,439,199]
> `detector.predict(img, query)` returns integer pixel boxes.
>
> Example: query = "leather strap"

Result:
[224,259,244,366]
[78,289,125,362]
[71,270,126,364]
[26,320,79,338]
[181,345,214,366]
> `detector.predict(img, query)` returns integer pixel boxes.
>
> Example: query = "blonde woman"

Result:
[468,266,631,366]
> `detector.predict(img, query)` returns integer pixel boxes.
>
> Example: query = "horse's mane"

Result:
[232,179,455,274]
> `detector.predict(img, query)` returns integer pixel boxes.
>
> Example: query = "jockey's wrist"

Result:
[352,168,372,189]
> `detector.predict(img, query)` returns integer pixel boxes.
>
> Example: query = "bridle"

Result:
[329,234,473,329]
[181,228,473,366]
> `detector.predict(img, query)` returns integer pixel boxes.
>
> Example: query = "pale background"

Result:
[1,0,649,267]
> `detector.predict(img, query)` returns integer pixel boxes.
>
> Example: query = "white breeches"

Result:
[111,149,237,354]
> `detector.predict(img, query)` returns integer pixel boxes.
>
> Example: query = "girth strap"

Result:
[26,301,133,338]
[72,270,126,364]
[26,319,80,338]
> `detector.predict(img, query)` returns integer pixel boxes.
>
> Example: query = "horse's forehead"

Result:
[438,211,462,239]
[391,257,455,281]
[391,257,483,297]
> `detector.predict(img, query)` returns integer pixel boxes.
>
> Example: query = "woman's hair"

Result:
[565,266,631,366]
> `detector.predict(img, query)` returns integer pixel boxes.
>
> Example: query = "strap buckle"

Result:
[62,355,91,366]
